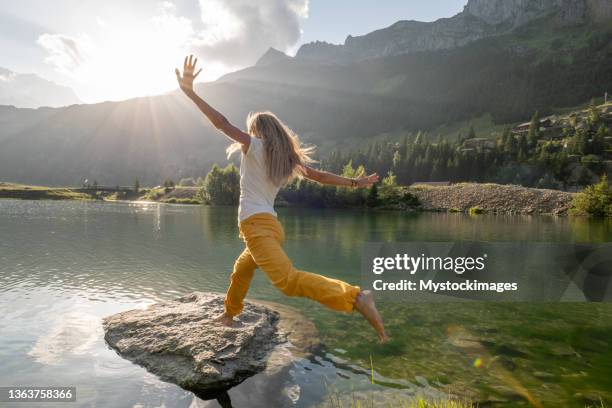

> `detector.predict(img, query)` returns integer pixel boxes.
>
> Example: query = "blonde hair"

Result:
[227,111,315,186]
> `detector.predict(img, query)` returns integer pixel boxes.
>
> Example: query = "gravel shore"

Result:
[408,183,574,215]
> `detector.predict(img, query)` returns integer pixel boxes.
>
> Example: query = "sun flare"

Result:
[41,3,231,102]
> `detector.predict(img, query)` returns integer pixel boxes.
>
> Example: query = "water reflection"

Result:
[28,311,101,365]
[1,200,611,407]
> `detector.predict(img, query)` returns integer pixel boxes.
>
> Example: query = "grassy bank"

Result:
[136,186,203,204]
[0,182,93,201]
[2,181,580,215]
[0,182,205,205]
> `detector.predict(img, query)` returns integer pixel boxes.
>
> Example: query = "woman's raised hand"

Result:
[175,55,202,94]
[356,173,379,188]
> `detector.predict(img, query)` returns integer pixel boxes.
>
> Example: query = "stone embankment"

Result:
[409,183,574,215]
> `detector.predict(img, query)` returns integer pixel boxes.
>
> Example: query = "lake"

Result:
[1,200,611,407]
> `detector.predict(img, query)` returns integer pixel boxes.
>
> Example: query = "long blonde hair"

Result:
[227,111,315,186]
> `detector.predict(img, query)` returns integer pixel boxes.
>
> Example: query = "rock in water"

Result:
[103,292,299,398]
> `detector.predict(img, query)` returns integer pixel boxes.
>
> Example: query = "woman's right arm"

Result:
[176,55,250,153]
[303,166,379,188]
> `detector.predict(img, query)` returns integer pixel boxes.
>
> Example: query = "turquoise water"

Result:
[1,200,611,407]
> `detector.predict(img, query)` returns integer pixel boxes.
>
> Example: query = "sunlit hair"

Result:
[227,111,315,186]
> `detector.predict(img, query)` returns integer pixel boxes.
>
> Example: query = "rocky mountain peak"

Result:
[294,0,606,64]
[255,47,291,67]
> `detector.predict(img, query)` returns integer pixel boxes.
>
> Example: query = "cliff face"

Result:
[463,0,583,26]
[296,14,492,63]
[295,0,604,63]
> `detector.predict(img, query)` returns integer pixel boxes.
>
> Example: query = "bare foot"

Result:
[354,290,389,343]
[213,312,235,327]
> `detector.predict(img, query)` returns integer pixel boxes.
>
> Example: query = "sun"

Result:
[64,7,230,102]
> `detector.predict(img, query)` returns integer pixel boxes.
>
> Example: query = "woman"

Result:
[176,55,388,343]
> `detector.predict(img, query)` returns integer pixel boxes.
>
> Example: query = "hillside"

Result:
[0,1,611,186]
[295,0,612,63]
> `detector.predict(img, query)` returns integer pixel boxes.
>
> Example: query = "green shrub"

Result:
[202,164,240,205]
[571,175,612,217]
[366,183,380,208]
[468,206,485,215]
[378,171,401,203]
[401,191,420,208]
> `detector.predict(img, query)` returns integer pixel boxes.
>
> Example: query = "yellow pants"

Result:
[224,213,361,317]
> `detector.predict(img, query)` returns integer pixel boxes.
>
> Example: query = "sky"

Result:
[0,0,466,103]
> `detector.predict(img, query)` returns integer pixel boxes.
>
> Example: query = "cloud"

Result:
[152,3,195,46]
[191,0,309,65]
[0,70,17,82]
[37,33,92,75]
[32,1,309,102]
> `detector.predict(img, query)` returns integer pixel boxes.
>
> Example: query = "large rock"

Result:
[103,292,317,400]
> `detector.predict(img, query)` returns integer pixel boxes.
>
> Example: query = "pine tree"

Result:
[467,125,476,140]
[528,111,540,148]
[518,133,528,160]
[414,131,424,145]
[392,150,401,170]
[366,183,380,207]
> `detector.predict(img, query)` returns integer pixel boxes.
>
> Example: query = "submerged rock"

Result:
[103,292,317,399]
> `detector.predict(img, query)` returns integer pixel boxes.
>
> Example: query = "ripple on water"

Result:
[1,201,612,407]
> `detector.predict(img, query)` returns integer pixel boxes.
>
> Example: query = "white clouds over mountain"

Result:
[37,34,92,76]
[191,0,309,65]
[32,0,309,102]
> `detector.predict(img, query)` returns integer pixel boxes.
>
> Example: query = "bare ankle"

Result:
[214,312,235,326]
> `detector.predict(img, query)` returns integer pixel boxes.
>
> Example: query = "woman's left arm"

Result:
[303,166,379,188]
[175,55,250,152]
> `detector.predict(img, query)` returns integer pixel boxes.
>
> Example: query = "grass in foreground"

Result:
[326,392,473,408]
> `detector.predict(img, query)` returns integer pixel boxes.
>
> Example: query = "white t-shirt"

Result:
[238,137,281,222]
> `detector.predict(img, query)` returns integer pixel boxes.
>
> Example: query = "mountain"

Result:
[295,0,612,63]
[0,67,81,108]
[1,1,611,186]
[255,48,291,67]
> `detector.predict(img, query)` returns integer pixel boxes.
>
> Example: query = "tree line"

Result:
[188,104,610,208]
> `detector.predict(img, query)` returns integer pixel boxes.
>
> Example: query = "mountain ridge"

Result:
[0,67,81,108]
[295,0,612,63]
[1,2,611,186]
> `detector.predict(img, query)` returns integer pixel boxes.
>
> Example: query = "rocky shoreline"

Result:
[408,183,575,215]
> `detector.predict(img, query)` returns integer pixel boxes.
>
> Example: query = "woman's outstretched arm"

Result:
[303,166,379,188]
[175,55,250,153]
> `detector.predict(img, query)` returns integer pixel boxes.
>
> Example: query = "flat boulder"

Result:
[103,292,317,399]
